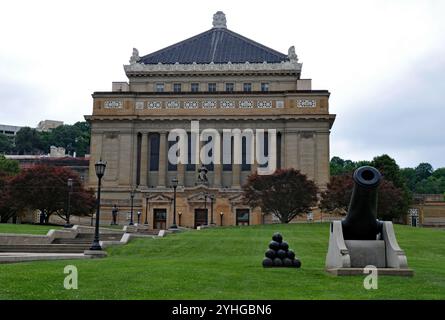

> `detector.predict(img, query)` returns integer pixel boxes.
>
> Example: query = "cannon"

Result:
[342,166,383,240]
[325,166,413,276]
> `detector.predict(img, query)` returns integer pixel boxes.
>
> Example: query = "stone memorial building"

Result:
[85,11,335,228]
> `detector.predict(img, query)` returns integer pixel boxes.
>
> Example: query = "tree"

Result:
[0,133,13,154]
[47,122,90,157]
[0,155,19,175]
[329,156,371,176]
[415,163,433,182]
[400,167,417,192]
[415,176,445,194]
[370,154,404,188]
[320,174,408,221]
[242,169,318,223]
[9,165,95,224]
[0,158,20,223]
[14,127,43,155]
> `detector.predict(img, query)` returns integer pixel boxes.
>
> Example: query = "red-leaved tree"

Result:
[242,168,318,223]
[320,173,407,220]
[9,165,96,224]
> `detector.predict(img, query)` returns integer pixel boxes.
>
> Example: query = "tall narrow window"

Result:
[156,83,164,92]
[203,136,214,171]
[191,83,199,92]
[149,134,160,171]
[243,83,252,92]
[173,83,181,92]
[223,136,233,171]
[208,83,217,92]
[277,132,282,169]
[241,136,251,171]
[261,83,269,92]
[225,83,234,92]
[136,133,142,185]
[168,139,178,171]
[259,132,269,168]
[186,132,196,171]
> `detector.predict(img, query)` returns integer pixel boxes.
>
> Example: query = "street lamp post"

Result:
[170,178,178,229]
[129,189,135,225]
[65,178,73,228]
[220,211,224,226]
[144,197,149,225]
[90,159,106,251]
[210,195,214,225]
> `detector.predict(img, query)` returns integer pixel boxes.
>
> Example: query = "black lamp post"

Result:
[129,188,135,225]
[210,194,215,225]
[220,211,224,226]
[170,178,178,229]
[144,197,149,225]
[65,178,73,228]
[90,159,106,251]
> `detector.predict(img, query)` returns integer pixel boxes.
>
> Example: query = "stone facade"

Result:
[85,12,335,228]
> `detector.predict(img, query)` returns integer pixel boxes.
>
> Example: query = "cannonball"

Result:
[262,257,273,268]
[273,258,283,267]
[287,249,296,260]
[269,240,280,251]
[272,232,283,243]
[280,241,289,251]
[265,249,276,259]
[283,258,293,267]
[292,259,302,268]
[277,249,286,259]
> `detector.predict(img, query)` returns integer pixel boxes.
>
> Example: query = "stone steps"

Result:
[0,244,90,253]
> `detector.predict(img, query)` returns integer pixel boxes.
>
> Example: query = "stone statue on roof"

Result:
[129,48,140,64]
[213,11,227,28]
[288,46,298,62]
[197,165,209,185]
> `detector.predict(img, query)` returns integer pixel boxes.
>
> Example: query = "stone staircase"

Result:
[0,232,125,254]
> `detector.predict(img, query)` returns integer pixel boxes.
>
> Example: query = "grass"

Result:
[0,223,62,235]
[0,223,444,299]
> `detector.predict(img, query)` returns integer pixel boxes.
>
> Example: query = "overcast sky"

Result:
[0,0,444,168]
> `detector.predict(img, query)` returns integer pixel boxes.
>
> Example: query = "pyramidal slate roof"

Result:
[139,20,288,65]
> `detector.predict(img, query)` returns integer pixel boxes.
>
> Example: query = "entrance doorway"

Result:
[153,208,167,229]
[194,209,208,228]
[236,209,250,226]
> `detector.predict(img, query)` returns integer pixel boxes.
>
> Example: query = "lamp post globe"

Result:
[90,159,106,251]
[170,178,178,229]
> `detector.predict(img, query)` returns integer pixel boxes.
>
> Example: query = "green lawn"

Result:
[0,223,62,235]
[0,223,444,299]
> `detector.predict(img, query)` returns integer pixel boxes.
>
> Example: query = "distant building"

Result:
[409,194,445,228]
[0,124,23,138]
[5,155,90,185]
[36,120,63,132]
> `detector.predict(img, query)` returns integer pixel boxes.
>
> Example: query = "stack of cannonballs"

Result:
[262,232,301,268]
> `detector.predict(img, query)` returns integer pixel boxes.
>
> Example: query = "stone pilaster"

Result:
[140,133,148,186]
[213,131,222,187]
[158,131,167,187]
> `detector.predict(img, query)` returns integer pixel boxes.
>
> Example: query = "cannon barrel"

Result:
[341,166,383,240]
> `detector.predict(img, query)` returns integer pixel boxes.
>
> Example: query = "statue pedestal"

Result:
[325,221,414,276]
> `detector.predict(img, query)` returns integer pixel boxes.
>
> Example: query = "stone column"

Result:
[140,133,148,187]
[213,131,222,187]
[251,132,258,174]
[232,131,241,188]
[158,131,167,187]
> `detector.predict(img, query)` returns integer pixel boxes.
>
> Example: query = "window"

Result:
[186,133,196,171]
[191,83,199,92]
[203,136,214,171]
[225,83,234,92]
[173,83,181,93]
[259,132,269,168]
[156,83,164,92]
[236,209,250,226]
[168,139,178,171]
[223,136,233,171]
[208,83,217,92]
[243,83,252,92]
[261,83,269,92]
[149,134,160,171]
[241,136,251,171]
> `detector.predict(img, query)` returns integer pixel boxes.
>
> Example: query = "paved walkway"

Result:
[0,252,90,264]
